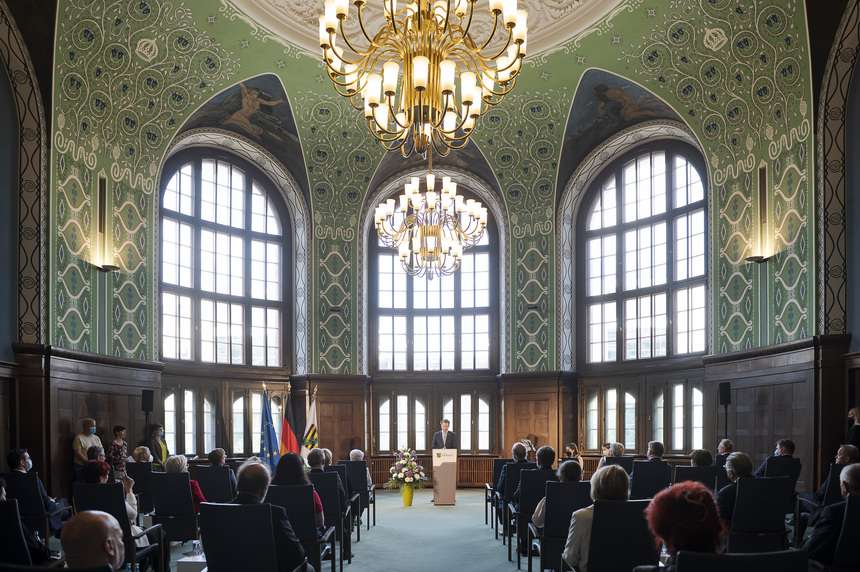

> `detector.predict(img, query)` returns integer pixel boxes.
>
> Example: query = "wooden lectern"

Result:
[432,449,457,505]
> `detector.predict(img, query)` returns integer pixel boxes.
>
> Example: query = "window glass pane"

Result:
[605,389,617,444]
[478,395,490,450]
[672,383,684,450]
[414,399,426,451]
[203,391,216,453]
[164,393,177,454]
[587,178,616,231]
[443,398,453,425]
[624,391,636,450]
[675,209,706,281]
[200,230,244,296]
[623,293,667,360]
[460,394,472,451]
[251,393,262,455]
[379,398,390,451]
[653,388,664,443]
[162,218,193,288]
[163,163,194,216]
[162,292,193,360]
[587,302,616,363]
[184,389,196,454]
[675,285,706,355]
[397,394,409,450]
[251,307,281,367]
[692,387,703,450]
[674,155,704,208]
[232,394,244,455]
[623,151,666,223]
[250,240,281,302]
[251,181,281,235]
[201,300,244,364]
[586,389,598,450]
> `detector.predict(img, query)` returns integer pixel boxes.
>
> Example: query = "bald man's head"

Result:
[61,510,125,570]
[237,461,271,501]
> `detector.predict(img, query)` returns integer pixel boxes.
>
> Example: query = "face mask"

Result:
[89,427,97,435]
[25,460,32,471]
[602,450,609,456]
[158,430,164,437]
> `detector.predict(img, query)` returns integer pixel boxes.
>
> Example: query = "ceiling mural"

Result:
[177,74,311,204]
[556,69,683,199]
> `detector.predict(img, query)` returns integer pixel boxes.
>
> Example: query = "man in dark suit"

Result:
[802,462,860,564]
[232,462,310,572]
[430,419,458,450]
[713,438,733,467]
[753,438,798,477]
[629,441,671,497]
[796,444,859,542]
[496,442,536,524]
[716,451,754,526]
[6,448,70,533]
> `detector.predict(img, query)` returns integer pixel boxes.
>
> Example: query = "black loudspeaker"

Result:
[718,382,731,406]
[142,390,154,413]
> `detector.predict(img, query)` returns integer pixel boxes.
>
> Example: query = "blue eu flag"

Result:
[260,389,281,473]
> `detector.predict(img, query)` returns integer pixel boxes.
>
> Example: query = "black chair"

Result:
[713,453,729,468]
[629,460,671,499]
[125,462,154,515]
[324,465,359,541]
[0,472,71,540]
[604,456,635,474]
[486,458,511,527]
[499,463,533,548]
[72,482,164,572]
[0,499,44,566]
[194,466,234,503]
[198,502,278,572]
[0,566,110,572]
[586,499,658,572]
[265,484,336,572]
[340,460,375,530]
[675,549,808,571]
[795,463,848,546]
[528,481,591,572]
[513,470,557,567]
[150,472,198,542]
[674,465,731,493]
[728,476,791,553]
[827,493,860,570]
[763,457,802,515]
[309,471,352,572]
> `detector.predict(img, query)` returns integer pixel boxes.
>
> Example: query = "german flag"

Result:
[279,393,301,456]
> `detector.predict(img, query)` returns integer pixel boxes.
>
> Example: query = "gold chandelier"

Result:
[320,0,528,158]
[375,165,488,278]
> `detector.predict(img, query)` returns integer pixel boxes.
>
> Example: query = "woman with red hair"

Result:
[634,481,725,571]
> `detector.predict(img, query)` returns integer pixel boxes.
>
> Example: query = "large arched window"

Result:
[578,141,708,454]
[369,191,498,375]
[159,151,291,367]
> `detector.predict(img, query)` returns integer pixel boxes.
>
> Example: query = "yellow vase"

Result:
[401,484,414,506]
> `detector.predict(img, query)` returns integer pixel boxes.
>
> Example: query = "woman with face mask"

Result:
[149,423,170,472]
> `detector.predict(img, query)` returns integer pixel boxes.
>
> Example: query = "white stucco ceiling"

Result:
[232,0,625,56]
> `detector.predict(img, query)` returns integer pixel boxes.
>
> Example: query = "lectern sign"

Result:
[432,448,457,505]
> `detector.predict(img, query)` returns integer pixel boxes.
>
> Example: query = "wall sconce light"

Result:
[95,176,120,272]
[745,165,772,264]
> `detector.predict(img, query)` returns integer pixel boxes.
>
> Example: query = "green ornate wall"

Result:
[48,0,815,371]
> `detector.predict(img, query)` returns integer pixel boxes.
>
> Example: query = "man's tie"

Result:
[442,432,447,448]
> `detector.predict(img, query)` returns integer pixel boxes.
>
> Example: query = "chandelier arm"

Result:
[350,3,379,48]
[474,11,503,52]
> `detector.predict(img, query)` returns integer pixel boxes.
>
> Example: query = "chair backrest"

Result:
[308,471,342,517]
[630,460,672,498]
[833,493,860,568]
[518,469,557,515]
[543,481,592,537]
[713,453,729,468]
[0,472,48,533]
[265,484,318,542]
[0,499,32,565]
[604,456,635,474]
[674,549,808,571]
[823,463,849,507]
[763,456,802,489]
[324,464,348,494]
[492,458,511,490]
[0,565,112,572]
[195,465,234,503]
[150,472,195,515]
[341,460,370,493]
[588,500,658,572]
[674,465,731,493]
[502,462,533,499]
[125,462,153,493]
[72,482,135,538]
[199,502,278,572]
[732,476,791,533]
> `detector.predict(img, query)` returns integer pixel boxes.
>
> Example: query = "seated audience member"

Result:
[564,443,583,465]
[208,447,237,498]
[533,460,583,528]
[796,444,859,541]
[87,445,106,462]
[633,481,725,572]
[131,446,153,464]
[6,447,70,532]
[105,426,128,478]
[496,442,536,521]
[713,439,733,467]
[596,442,624,470]
[308,448,347,509]
[515,445,557,501]
[321,448,334,467]
[716,451,754,526]
[349,448,373,488]
[802,462,860,565]
[233,462,311,572]
[0,476,52,564]
[562,464,630,572]
[164,455,206,512]
[238,456,263,474]
[61,510,125,570]
[690,449,714,467]
[629,441,670,489]
[272,452,325,528]
[752,438,797,477]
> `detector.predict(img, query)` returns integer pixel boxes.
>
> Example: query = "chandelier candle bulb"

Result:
[412,55,430,90]
[514,10,528,42]
[426,173,435,191]
[318,16,329,47]
[334,0,349,17]
[460,71,476,105]
[383,61,400,96]
[496,55,510,82]
[488,0,502,13]
[440,60,456,94]
[386,199,396,217]
[344,64,358,92]
[366,73,382,105]
[466,199,475,216]
[502,0,517,27]
[324,0,337,31]
[364,98,373,117]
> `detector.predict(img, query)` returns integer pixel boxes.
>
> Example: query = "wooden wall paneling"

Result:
[0,362,17,463]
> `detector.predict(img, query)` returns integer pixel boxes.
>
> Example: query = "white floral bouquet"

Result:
[384,446,428,489]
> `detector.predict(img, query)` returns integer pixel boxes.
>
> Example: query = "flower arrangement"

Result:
[384,447,428,489]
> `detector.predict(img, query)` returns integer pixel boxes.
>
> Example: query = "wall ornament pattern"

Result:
[164,128,311,373]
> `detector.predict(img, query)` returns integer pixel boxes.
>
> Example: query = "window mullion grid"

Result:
[406,271,414,371]
[194,159,204,363]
